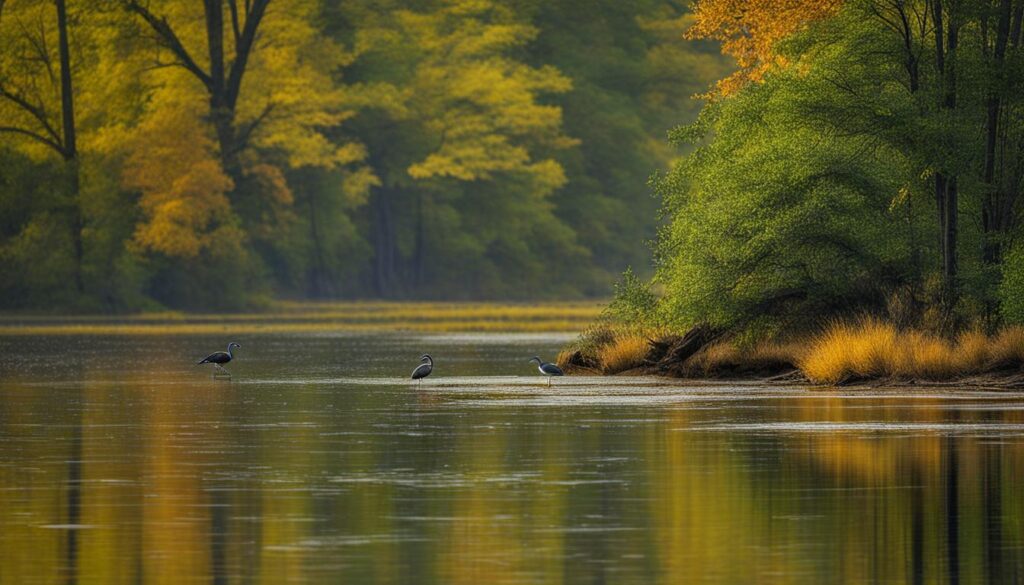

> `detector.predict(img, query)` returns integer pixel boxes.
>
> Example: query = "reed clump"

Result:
[558,325,660,374]
[595,334,651,374]
[799,317,1024,384]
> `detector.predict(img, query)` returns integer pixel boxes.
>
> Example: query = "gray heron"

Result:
[411,354,433,383]
[529,356,563,386]
[197,342,240,376]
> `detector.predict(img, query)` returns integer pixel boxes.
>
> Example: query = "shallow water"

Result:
[1,333,1024,584]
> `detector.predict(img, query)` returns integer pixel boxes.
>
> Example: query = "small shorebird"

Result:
[411,354,433,384]
[529,356,563,386]
[197,342,240,377]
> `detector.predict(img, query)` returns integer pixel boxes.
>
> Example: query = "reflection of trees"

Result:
[782,396,1024,584]
[438,425,569,585]
[0,382,71,583]
[3,377,1024,584]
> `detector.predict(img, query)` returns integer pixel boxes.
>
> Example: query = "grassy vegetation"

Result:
[557,325,659,374]
[594,334,651,374]
[563,317,1024,384]
[0,301,603,335]
[800,318,1024,384]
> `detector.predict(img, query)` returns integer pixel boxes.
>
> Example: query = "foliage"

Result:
[0,0,727,311]
[687,0,841,94]
[604,267,659,329]
[999,242,1024,324]
[653,66,917,335]
[645,0,1024,336]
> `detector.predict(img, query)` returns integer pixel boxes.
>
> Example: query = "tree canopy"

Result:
[0,0,728,310]
[643,0,1024,335]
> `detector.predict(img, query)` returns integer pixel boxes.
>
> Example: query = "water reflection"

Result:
[1,334,1023,584]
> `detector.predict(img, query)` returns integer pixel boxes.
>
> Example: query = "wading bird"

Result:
[529,356,563,386]
[411,354,433,384]
[197,342,241,377]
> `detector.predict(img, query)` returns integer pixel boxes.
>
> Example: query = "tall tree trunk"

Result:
[56,0,83,294]
[203,0,243,186]
[126,0,271,199]
[307,189,332,297]
[932,0,960,308]
[943,177,958,290]
[371,190,396,297]
[983,0,1013,266]
[413,195,425,289]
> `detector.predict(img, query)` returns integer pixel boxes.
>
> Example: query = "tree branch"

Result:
[225,0,270,110]
[123,0,213,90]
[233,102,275,154]
[0,84,63,146]
[228,0,242,47]
[0,125,63,153]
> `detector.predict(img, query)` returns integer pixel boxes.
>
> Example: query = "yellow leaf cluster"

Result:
[687,0,842,94]
[122,101,236,258]
[386,0,574,187]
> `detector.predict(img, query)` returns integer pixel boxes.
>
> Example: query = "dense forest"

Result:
[0,0,728,311]
[623,0,1024,337]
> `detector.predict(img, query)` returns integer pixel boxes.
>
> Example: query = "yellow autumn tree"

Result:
[340,0,580,294]
[121,92,238,259]
[687,0,842,94]
[118,0,371,258]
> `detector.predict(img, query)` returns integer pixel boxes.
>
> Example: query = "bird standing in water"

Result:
[529,356,563,386]
[411,354,433,384]
[197,342,241,377]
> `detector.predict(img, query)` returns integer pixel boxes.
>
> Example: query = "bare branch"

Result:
[0,125,63,153]
[123,0,213,90]
[228,0,241,47]
[233,101,275,153]
[225,0,270,110]
[0,84,63,145]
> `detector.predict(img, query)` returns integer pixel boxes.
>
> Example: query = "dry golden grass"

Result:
[0,301,604,335]
[954,329,989,370]
[799,318,1024,384]
[595,334,650,374]
[988,327,1024,368]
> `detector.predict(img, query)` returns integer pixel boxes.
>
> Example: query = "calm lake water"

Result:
[2,332,1024,584]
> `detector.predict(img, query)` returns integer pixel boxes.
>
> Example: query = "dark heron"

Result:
[197,342,240,376]
[529,356,563,386]
[411,354,433,384]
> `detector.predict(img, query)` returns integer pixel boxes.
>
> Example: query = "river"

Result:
[1,332,1023,583]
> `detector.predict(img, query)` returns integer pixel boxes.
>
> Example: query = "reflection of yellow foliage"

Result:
[3,363,1024,583]
[80,382,142,585]
[0,394,66,584]
[792,395,945,481]
[142,390,213,585]
[439,427,567,585]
